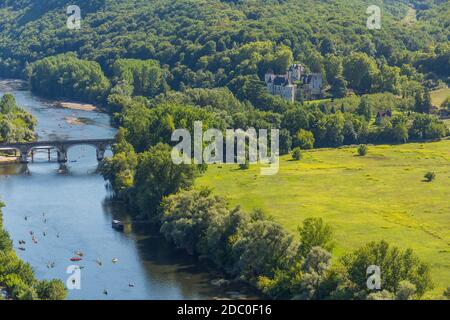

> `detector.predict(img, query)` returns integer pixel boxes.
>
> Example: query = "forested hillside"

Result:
[0,0,448,91]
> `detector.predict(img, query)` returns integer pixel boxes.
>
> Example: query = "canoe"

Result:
[70,257,82,262]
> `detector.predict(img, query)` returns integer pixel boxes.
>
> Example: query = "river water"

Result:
[0,80,253,300]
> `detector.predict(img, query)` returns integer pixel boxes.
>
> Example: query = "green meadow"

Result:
[431,87,450,107]
[196,139,450,296]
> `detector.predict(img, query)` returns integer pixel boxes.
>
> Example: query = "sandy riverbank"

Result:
[0,155,19,164]
[56,101,97,111]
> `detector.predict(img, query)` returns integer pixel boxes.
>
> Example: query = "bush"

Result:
[424,172,436,182]
[396,280,417,300]
[366,290,395,300]
[239,160,250,170]
[444,287,450,299]
[357,144,368,156]
[292,147,302,161]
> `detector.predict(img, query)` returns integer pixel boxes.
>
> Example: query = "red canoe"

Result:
[70,257,82,262]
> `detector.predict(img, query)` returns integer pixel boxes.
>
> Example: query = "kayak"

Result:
[70,257,82,262]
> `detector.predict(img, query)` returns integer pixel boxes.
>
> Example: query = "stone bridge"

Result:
[0,139,114,163]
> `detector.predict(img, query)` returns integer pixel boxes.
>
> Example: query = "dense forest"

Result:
[0,0,449,91]
[0,0,448,147]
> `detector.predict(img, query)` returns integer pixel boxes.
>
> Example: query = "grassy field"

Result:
[431,87,450,107]
[196,140,450,297]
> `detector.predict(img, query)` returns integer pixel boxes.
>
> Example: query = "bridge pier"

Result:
[96,146,106,162]
[20,151,29,164]
[57,150,68,163]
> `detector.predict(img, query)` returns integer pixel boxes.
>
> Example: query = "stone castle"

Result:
[264,64,323,102]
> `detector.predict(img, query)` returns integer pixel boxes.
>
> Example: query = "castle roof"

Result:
[273,76,289,86]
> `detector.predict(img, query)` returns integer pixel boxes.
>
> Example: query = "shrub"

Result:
[396,280,417,300]
[424,171,436,182]
[239,160,250,170]
[444,287,450,299]
[366,290,395,300]
[292,147,302,161]
[357,144,368,156]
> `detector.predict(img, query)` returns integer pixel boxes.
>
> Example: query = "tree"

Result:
[378,65,401,94]
[330,75,348,99]
[133,143,201,217]
[0,94,36,143]
[112,59,167,98]
[357,96,372,121]
[341,240,433,297]
[279,129,292,155]
[35,280,67,300]
[297,218,334,257]
[357,144,368,156]
[343,53,380,94]
[232,220,296,281]
[409,114,446,140]
[414,91,425,113]
[292,147,302,161]
[203,207,249,273]
[294,129,315,150]
[391,121,409,143]
[160,189,229,255]
[100,128,138,199]
[424,172,436,182]
[0,94,16,114]
[295,247,333,300]
[422,89,433,114]
[271,46,294,74]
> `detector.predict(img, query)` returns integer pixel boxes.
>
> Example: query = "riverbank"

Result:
[0,79,100,113]
[56,101,97,112]
[0,155,19,164]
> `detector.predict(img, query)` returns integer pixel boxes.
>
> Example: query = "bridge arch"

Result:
[27,145,63,162]
[65,142,113,163]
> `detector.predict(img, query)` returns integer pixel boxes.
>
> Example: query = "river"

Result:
[0,80,255,300]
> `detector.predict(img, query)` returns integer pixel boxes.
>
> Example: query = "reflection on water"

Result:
[0,80,257,300]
